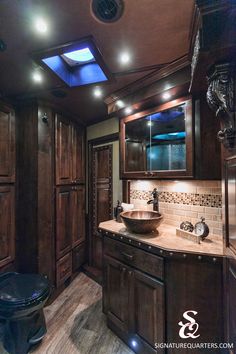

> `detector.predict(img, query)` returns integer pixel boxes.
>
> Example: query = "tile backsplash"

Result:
[130,180,222,237]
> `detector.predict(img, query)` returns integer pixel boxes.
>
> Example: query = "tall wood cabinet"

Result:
[0,102,15,270]
[16,100,86,290]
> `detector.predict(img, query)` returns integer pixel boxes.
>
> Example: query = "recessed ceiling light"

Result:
[116,100,124,108]
[125,107,133,115]
[32,71,43,83]
[162,92,171,100]
[120,52,130,65]
[35,18,48,34]
[93,87,102,98]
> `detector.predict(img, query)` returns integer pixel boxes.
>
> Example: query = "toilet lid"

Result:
[0,273,50,307]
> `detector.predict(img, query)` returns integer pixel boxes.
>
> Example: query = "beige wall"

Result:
[87,117,119,140]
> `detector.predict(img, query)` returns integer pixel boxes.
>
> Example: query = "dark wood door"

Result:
[55,114,72,185]
[131,270,164,352]
[104,256,130,332]
[71,185,85,248]
[90,145,113,270]
[0,103,15,183]
[72,125,85,184]
[0,185,15,268]
[56,186,72,260]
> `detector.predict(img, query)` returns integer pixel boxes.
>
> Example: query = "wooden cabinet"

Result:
[56,186,72,260]
[102,231,224,354]
[17,101,86,291]
[71,185,85,247]
[0,185,15,268]
[0,103,15,183]
[104,256,130,333]
[131,270,164,350]
[120,95,221,180]
[55,114,85,185]
[0,102,15,271]
[104,239,164,354]
[56,184,85,284]
[55,114,71,185]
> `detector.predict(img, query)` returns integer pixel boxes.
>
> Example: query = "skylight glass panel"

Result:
[62,48,95,66]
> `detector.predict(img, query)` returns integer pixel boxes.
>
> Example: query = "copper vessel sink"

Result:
[120,210,163,234]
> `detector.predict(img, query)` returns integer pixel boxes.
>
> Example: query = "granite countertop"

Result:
[99,220,224,257]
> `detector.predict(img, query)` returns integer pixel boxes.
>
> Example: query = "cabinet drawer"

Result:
[72,243,86,271]
[56,252,72,287]
[104,237,163,280]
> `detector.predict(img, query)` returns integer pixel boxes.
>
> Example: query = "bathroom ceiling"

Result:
[0,0,195,125]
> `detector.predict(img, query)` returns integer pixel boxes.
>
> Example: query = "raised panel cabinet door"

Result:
[56,187,72,260]
[55,114,72,185]
[0,185,15,267]
[72,125,85,183]
[0,104,15,183]
[104,256,130,333]
[131,270,165,351]
[71,186,85,247]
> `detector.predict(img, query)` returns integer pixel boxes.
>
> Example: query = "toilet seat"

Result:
[0,273,50,312]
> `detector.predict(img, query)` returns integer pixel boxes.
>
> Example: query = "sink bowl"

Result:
[120,210,163,234]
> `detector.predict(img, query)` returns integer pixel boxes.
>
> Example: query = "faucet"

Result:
[147,188,159,212]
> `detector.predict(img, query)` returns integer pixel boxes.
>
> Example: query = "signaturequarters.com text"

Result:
[155,342,234,350]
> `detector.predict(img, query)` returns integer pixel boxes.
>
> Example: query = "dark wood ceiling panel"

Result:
[0,0,194,125]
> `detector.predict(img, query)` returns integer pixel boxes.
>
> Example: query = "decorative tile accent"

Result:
[130,190,222,208]
[129,180,223,237]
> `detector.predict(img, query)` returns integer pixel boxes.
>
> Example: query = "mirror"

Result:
[121,97,193,178]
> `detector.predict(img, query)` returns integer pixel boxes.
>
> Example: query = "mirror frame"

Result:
[120,95,193,179]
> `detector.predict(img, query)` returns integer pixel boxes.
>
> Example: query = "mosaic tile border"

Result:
[130,190,222,208]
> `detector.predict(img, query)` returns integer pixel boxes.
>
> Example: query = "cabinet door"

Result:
[55,114,72,185]
[56,186,72,259]
[0,186,15,267]
[72,125,85,183]
[0,104,15,183]
[104,256,131,332]
[71,186,85,247]
[131,270,165,351]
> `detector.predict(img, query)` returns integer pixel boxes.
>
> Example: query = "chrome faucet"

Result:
[147,188,159,212]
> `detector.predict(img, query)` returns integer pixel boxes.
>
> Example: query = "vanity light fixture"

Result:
[32,71,43,83]
[163,92,171,100]
[120,52,131,65]
[125,106,133,115]
[34,18,48,34]
[93,87,103,98]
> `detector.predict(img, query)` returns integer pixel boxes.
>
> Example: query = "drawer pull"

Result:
[121,252,134,261]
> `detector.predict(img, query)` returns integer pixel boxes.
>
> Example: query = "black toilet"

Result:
[0,272,51,354]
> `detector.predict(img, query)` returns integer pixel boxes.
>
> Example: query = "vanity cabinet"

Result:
[101,226,224,354]
[103,237,164,354]
[120,95,221,180]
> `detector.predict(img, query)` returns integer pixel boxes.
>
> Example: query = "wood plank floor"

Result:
[0,273,134,354]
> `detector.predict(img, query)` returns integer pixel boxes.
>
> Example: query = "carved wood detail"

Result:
[207,63,236,149]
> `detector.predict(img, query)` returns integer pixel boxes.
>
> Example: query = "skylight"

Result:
[32,37,112,88]
[62,48,95,66]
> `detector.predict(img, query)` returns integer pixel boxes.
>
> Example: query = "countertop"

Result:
[99,220,224,257]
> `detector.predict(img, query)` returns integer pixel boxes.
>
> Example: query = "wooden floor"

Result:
[0,273,133,354]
